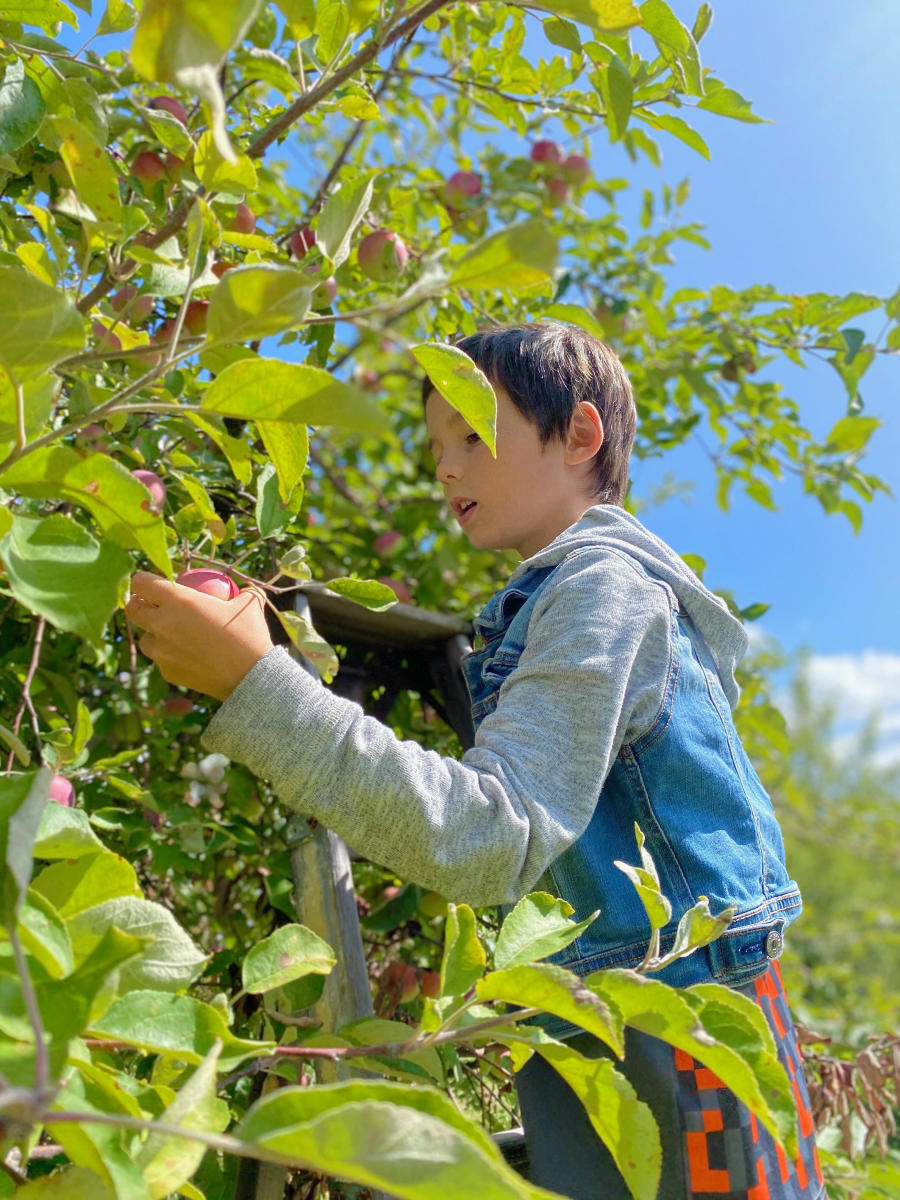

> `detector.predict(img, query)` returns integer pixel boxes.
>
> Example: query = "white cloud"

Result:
[789,650,900,768]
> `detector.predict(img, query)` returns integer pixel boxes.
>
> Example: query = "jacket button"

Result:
[765,929,783,958]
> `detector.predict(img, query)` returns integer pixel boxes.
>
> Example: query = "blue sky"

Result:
[59,1,899,759]
[584,1,900,762]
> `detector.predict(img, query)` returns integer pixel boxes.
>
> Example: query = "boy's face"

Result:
[425,386,595,559]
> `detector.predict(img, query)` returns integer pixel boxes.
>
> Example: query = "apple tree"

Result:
[0,0,896,1196]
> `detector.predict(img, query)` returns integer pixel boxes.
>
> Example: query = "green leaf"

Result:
[207,264,311,344]
[0,769,49,927]
[256,419,308,504]
[614,824,672,934]
[527,1,642,32]
[194,129,258,192]
[31,850,142,918]
[0,267,83,380]
[201,359,387,434]
[597,54,633,141]
[535,1038,661,1199]
[652,896,735,971]
[317,174,375,270]
[234,1079,562,1199]
[54,116,123,230]
[0,1,77,34]
[478,962,623,1054]
[47,1068,154,1200]
[9,1166,116,1198]
[241,923,336,994]
[275,0,315,38]
[0,721,30,767]
[88,990,275,1070]
[0,514,132,647]
[640,0,690,51]
[586,969,798,1156]
[697,81,764,123]
[824,415,880,453]
[336,1017,443,1083]
[40,926,150,1038]
[66,896,208,992]
[324,576,399,611]
[495,892,600,970]
[255,461,293,538]
[135,1040,229,1199]
[141,104,193,156]
[641,111,709,158]
[440,903,486,996]
[273,607,339,683]
[0,447,172,578]
[449,219,558,292]
[98,0,137,36]
[412,342,497,455]
[542,17,582,52]
[18,887,73,978]
[0,57,46,154]
[32,802,103,859]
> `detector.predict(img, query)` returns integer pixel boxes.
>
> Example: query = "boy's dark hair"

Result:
[420,322,636,505]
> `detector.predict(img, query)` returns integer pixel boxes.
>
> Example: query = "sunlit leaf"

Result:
[241,923,336,994]
[412,342,497,455]
[495,892,600,970]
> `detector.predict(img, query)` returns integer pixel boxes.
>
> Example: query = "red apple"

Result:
[420,970,441,999]
[311,275,337,309]
[212,260,235,279]
[399,965,419,1004]
[289,226,316,258]
[149,95,188,126]
[92,321,121,353]
[546,177,570,207]
[230,202,256,234]
[373,530,401,555]
[132,468,166,513]
[358,230,408,282]
[48,774,75,806]
[131,150,167,192]
[176,568,240,600]
[110,284,154,323]
[155,317,178,342]
[355,367,380,392]
[162,695,195,717]
[530,139,564,165]
[377,577,412,604]
[561,154,591,185]
[183,300,209,336]
[163,152,184,182]
[444,170,482,209]
[74,423,109,454]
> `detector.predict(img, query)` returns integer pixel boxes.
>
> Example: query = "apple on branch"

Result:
[229,202,256,234]
[530,139,564,165]
[49,774,75,806]
[148,95,188,126]
[289,226,316,258]
[357,230,408,282]
[132,468,166,513]
[176,568,240,600]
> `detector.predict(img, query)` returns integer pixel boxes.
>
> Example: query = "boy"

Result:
[126,323,823,1198]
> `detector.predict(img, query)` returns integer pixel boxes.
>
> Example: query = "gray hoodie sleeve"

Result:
[201,550,674,907]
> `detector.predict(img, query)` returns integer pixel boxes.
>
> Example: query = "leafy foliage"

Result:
[0,0,895,1195]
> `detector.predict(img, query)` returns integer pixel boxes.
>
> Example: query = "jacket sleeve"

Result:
[200,551,674,907]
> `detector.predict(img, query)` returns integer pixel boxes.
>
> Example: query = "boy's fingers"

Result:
[124,593,160,630]
[129,571,175,601]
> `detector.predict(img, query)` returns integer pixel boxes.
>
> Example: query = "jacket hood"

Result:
[510,505,749,708]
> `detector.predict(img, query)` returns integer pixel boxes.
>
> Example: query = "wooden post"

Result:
[251,599,381,1200]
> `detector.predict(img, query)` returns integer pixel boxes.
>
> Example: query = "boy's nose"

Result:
[435,456,459,484]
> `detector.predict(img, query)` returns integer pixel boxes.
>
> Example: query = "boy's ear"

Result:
[565,401,604,465]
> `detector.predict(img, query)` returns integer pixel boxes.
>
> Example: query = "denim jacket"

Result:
[462,530,801,1039]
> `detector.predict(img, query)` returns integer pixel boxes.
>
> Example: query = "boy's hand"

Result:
[124,571,275,701]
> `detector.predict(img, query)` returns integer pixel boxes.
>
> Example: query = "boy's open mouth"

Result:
[452,498,477,524]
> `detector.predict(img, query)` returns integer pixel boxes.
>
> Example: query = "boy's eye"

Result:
[465,432,481,445]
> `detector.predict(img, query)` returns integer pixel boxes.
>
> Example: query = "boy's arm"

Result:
[201,552,673,908]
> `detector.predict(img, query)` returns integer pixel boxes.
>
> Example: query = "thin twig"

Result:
[4,617,46,775]
[8,927,49,1095]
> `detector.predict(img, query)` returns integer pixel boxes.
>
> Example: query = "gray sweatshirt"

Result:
[201,506,748,907]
